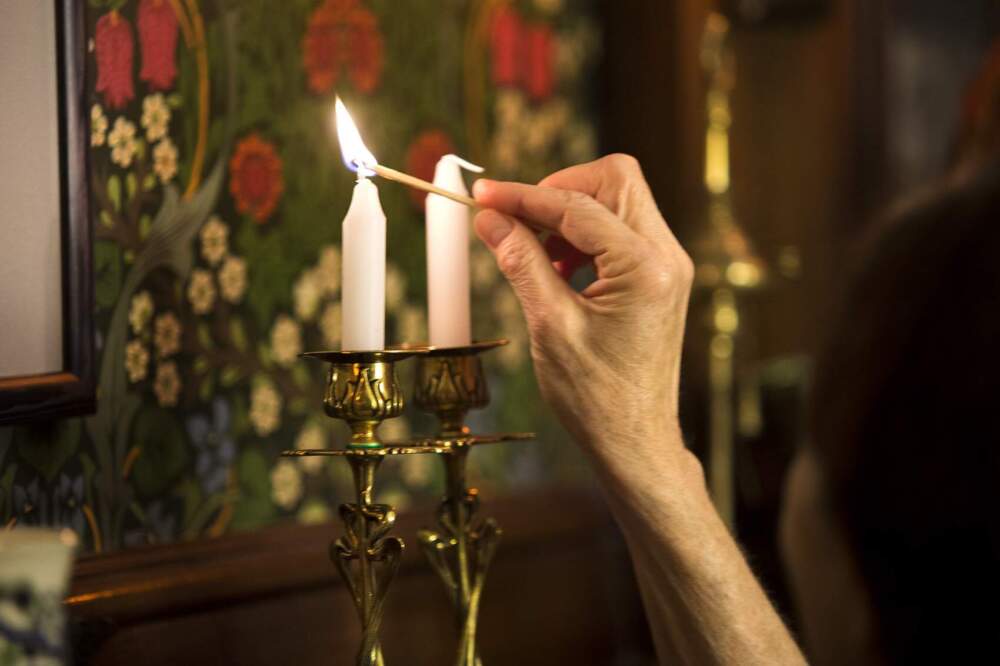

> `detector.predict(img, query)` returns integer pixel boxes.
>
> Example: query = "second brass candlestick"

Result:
[411,341,532,666]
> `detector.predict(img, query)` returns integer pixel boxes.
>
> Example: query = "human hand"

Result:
[472,155,694,466]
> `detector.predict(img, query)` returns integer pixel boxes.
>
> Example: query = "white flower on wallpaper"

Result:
[90,104,108,147]
[270,460,303,510]
[293,269,323,322]
[270,315,302,368]
[141,93,171,143]
[320,301,341,349]
[218,256,248,304]
[124,339,150,383]
[556,21,600,82]
[154,361,181,407]
[315,245,341,296]
[297,500,332,525]
[128,290,154,334]
[294,422,327,475]
[153,312,182,358]
[250,380,282,437]
[108,116,138,168]
[152,137,178,184]
[187,269,216,315]
[199,216,229,266]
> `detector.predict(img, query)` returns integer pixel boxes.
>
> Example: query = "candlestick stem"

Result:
[294,349,418,665]
[414,344,510,666]
[334,455,400,666]
[420,444,499,666]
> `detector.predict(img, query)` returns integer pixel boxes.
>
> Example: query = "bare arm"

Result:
[472,155,806,666]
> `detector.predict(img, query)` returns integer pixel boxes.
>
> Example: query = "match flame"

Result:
[335,97,377,177]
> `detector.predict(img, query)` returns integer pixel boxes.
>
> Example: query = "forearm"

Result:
[588,425,807,666]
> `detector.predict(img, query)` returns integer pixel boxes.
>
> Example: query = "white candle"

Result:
[334,97,387,351]
[341,176,386,350]
[426,155,482,347]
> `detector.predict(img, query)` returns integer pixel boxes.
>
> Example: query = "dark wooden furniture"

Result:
[68,488,653,665]
[0,0,95,425]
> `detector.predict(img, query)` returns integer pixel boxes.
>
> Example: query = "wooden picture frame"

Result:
[0,0,94,425]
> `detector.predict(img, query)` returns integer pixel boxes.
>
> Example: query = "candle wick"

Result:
[351,159,368,183]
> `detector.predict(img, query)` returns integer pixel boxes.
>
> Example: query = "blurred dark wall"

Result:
[885,0,999,193]
[600,0,999,640]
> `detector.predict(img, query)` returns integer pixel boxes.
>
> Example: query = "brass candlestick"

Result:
[283,349,444,666]
[411,340,532,666]
[283,343,531,666]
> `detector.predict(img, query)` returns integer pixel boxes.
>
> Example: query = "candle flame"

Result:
[335,97,377,177]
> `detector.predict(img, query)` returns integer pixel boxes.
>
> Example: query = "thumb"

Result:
[474,209,575,332]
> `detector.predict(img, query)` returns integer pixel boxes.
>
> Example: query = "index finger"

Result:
[472,179,636,257]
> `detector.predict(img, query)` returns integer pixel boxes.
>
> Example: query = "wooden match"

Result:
[369,163,479,208]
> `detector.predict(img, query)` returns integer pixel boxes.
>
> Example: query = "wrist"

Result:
[584,420,712,517]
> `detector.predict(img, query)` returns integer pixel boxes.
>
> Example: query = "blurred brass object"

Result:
[692,14,768,294]
[709,291,737,528]
[693,13,770,528]
[413,340,532,666]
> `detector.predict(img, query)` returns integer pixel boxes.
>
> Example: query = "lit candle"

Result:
[426,155,483,347]
[335,98,385,351]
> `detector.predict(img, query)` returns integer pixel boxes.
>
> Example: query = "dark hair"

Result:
[810,162,1000,664]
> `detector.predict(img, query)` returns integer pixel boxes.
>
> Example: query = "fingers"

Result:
[538,154,647,211]
[473,178,636,257]
[538,154,671,241]
[473,209,576,332]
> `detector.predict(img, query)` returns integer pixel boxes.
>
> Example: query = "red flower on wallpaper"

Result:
[96,11,135,110]
[404,130,456,208]
[302,0,384,95]
[489,7,557,102]
[490,6,522,88]
[138,0,179,91]
[229,134,284,223]
[523,25,555,102]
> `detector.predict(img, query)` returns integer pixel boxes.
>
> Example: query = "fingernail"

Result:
[472,179,493,198]
[480,212,514,248]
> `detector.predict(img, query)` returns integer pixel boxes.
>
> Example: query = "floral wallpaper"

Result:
[0,0,599,554]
